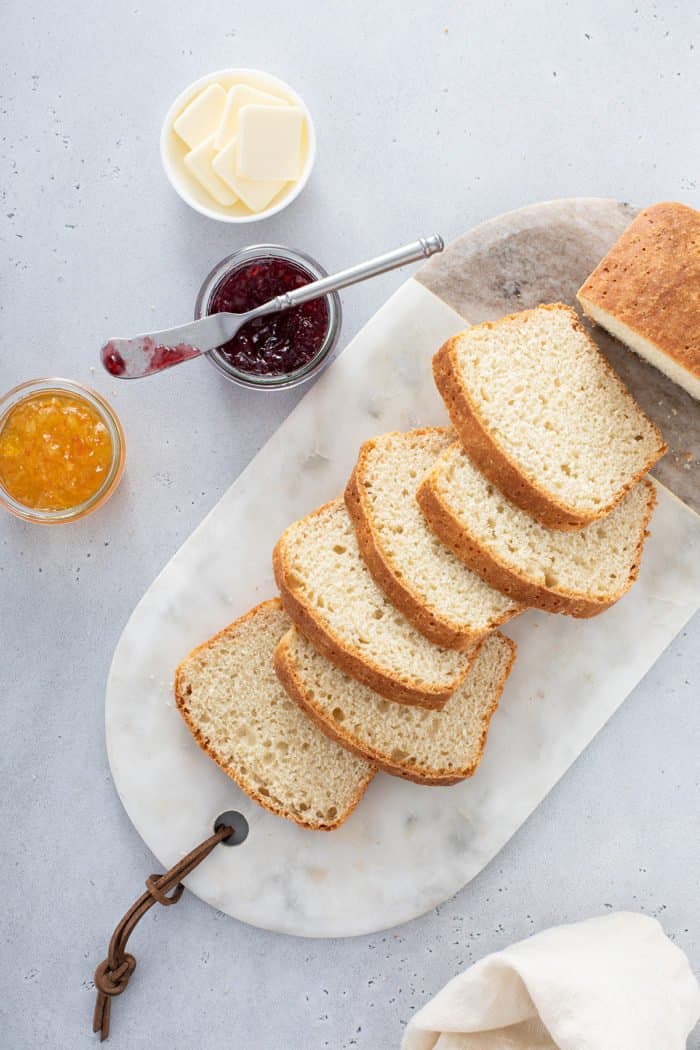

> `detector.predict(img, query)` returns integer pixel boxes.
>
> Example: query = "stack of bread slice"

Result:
[176,303,666,830]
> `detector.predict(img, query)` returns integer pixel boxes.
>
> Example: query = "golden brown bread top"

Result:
[578,201,700,380]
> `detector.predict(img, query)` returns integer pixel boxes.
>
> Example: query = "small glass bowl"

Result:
[0,378,126,525]
[195,244,342,390]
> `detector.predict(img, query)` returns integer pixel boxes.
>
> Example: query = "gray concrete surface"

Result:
[1,1,698,1047]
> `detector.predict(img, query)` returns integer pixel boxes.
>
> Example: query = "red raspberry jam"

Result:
[208,258,329,376]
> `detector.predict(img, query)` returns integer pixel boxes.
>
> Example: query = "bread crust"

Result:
[274,630,516,785]
[273,502,477,709]
[344,429,521,650]
[417,474,657,617]
[433,304,666,530]
[174,599,375,832]
[577,202,700,386]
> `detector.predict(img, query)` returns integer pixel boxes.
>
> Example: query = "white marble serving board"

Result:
[106,209,700,939]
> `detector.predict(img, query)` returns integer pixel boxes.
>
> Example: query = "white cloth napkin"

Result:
[402,913,700,1050]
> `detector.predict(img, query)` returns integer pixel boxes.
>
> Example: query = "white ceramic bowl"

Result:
[160,68,316,224]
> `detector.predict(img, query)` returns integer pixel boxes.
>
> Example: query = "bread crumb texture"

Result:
[351,429,520,633]
[443,304,664,515]
[278,627,515,783]
[424,442,655,608]
[275,499,473,692]
[175,600,374,830]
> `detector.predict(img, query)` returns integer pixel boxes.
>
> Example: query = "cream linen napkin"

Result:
[402,913,700,1050]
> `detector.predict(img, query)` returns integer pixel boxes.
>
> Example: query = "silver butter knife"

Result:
[100,235,444,379]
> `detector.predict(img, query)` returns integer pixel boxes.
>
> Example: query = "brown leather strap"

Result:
[92,824,232,1041]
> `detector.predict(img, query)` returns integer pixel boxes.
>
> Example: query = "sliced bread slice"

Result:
[345,428,522,649]
[174,599,375,831]
[417,442,657,617]
[275,626,516,785]
[433,303,665,529]
[273,499,477,708]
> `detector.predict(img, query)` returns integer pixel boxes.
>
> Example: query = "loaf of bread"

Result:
[275,625,516,784]
[273,499,477,708]
[173,287,665,830]
[345,428,522,648]
[418,442,656,617]
[174,600,375,830]
[578,202,700,400]
[433,304,665,529]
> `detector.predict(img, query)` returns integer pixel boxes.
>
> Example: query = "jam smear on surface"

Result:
[101,339,199,378]
[208,258,329,376]
[146,341,199,372]
[102,346,127,376]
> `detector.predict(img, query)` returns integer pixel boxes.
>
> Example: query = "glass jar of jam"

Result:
[194,245,342,389]
[0,379,125,524]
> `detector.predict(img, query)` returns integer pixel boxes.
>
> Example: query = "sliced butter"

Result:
[213,138,286,212]
[214,85,284,150]
[184,135,238,206]
[237,104,303,181]
[174,84,227,149]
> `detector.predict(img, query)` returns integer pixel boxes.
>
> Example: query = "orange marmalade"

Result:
[0,391,114,511]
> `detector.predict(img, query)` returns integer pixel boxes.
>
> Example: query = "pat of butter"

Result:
[214,85,284,150]
[213,137,287,213]
[237,105,303,181]
[174,84,227,149]
[184,135,237,206]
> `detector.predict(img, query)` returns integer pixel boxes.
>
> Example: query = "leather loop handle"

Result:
[92,824,232,1041]
[145,874,185,906]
